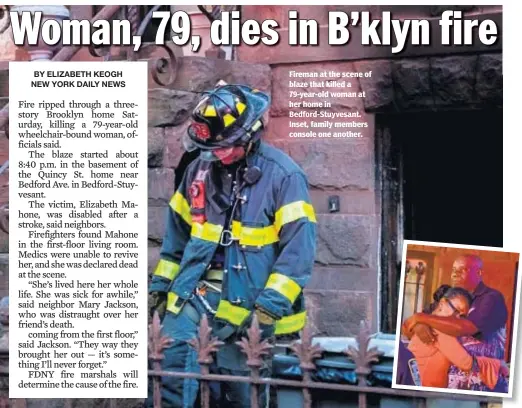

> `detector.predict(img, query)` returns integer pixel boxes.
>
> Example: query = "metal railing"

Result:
[0,310,501,407]
[145,312,500,408]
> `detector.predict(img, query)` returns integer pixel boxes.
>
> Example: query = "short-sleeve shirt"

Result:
[448,282,509,392]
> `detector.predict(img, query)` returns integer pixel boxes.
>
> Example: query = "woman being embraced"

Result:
[399,285,508,389]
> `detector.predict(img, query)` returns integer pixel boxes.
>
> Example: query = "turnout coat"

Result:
[150,141,317,335]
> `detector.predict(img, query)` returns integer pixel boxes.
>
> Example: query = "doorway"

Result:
[377,108,503,333]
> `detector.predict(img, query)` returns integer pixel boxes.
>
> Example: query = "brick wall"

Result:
[236,5,502,335]
[0,29,15,61]
[0,135,7,257]
[264,63,379,336]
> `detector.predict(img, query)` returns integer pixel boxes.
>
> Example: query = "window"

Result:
[402,259,427,320]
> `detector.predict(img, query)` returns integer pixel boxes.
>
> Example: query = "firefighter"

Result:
[147,84,317,408]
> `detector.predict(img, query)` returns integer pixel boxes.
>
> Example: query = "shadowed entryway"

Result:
[378,108,503,333]
[393,109,502,247]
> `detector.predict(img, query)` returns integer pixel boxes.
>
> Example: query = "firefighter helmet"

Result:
[184,85,270,155]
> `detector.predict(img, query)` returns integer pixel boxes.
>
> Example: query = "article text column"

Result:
[9,61,148,398]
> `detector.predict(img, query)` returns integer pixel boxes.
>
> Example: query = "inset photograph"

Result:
[392,240,520,398]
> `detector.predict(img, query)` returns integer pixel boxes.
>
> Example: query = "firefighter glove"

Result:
[150,291,167,320]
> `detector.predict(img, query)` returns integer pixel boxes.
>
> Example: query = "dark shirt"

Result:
[396,340,421,386]
[210,161,241,267]
[466,282,508,340]
[448,281,509,392]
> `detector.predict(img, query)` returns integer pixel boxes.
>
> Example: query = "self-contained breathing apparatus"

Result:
[193,164,263,319]
[184,83,268,248]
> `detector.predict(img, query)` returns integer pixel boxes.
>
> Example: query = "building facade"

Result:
[0,4,503,337]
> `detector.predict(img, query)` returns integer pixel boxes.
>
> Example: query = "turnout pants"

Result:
[146,291,272,408]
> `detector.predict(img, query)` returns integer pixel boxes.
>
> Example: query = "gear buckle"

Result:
[220,229,237,247]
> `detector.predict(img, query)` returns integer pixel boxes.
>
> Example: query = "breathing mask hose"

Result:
[226,165,264,304]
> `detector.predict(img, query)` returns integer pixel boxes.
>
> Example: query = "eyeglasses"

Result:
[444,297,466,318]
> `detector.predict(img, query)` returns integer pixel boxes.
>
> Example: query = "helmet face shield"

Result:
[198,150,221,162]
[198,146,246,165]
[182,133,199,153]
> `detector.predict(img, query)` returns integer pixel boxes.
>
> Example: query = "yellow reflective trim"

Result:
[204,105,217,117]
[215,300,250,326]
[236,101,246,114]
[223,113,236,127]
[275,311,307,335]
[265,273,301,303]
[204,269,224,281]
[166,292,182,315]
[153,259,180,281]
[191,222,223,243]
[215,299,306,335]
[231,221,279,247]
[274,201,316,232]
[251,120,262,132]
[169,191,192,226]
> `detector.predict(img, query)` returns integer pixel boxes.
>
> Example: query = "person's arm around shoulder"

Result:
[406,312,478,340]
[432,330,473,371]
